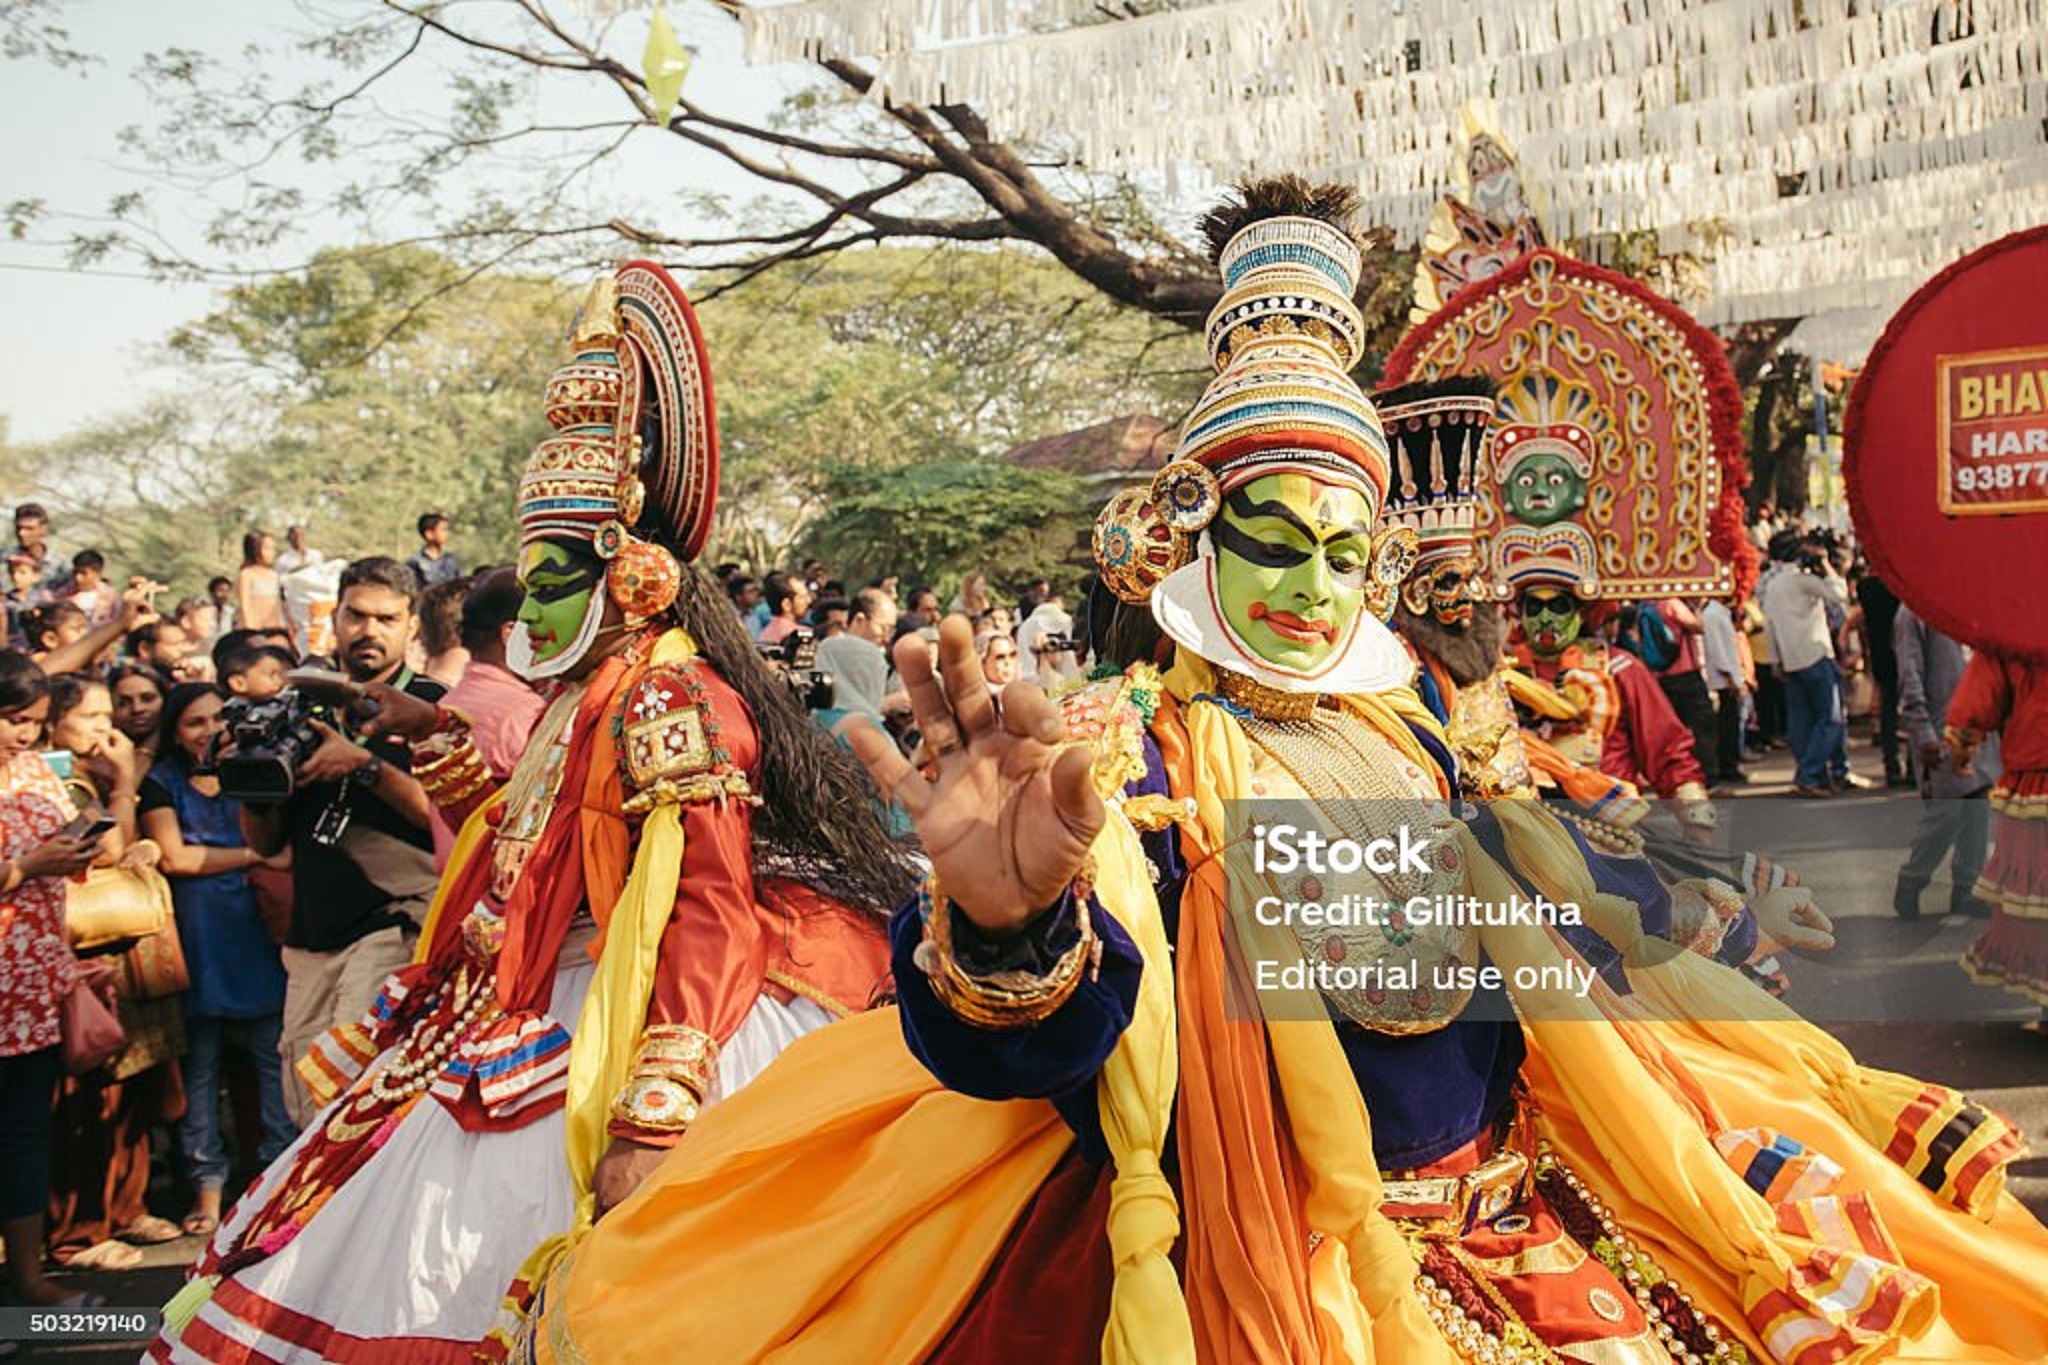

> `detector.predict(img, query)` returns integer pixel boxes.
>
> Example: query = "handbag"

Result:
[116,901,191,999]
[60,959,127,1076]
[66,863,172,952]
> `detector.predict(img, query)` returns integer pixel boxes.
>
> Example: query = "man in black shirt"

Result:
[243,556,446,1126]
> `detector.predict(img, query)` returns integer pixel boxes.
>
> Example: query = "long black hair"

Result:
[0,649,48,713]
[668,563,918,919]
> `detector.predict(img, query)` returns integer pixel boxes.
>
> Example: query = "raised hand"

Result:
[846,614,1105,937]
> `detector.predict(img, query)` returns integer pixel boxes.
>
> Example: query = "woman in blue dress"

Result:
[138,682,293,1237]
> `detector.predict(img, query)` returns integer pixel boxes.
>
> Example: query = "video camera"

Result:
[756,626,835,711]
[209,690,333,804]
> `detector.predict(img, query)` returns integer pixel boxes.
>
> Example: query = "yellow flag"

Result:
[643,3,690,127]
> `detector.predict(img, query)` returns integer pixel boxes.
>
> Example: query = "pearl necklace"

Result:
[366,965,500,1105]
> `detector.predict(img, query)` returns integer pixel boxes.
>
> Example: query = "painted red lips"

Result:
[1248,601,1336,644]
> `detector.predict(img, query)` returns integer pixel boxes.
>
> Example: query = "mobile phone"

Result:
[40,749,74,781]
[62,807,119,842]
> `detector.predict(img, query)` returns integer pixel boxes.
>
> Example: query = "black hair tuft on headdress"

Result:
[1197,175,1363,264]
[1372,374,1500,409]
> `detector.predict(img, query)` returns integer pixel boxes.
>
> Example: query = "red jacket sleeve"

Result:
[1605,654,1708,797]
[603,661,773,1148]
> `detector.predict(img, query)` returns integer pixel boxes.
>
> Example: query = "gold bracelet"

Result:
[918,874,1098,1031]
[412,736,493,804]
[608,1025,720,1134]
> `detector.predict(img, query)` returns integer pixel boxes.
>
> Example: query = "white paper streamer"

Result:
[581,0,2048,349]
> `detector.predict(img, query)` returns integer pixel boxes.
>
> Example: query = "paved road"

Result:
[16,731,2044,1362]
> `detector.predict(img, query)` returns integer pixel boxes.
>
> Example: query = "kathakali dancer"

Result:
[522,184,2048,1364]
[153,262,908,1363]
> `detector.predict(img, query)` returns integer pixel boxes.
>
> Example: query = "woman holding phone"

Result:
[42,673,185,1269]
[0,650,106,1308]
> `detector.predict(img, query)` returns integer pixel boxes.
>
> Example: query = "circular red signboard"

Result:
[1846,226,2048,662]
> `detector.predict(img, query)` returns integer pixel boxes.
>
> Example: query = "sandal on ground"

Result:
[119,1214,184,1246]
[64,1239,144,1272]
[181,1209,221,1238]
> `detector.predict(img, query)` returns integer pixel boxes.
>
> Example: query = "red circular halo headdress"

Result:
[1845,226,2048,663]
[1387,249,1754,603]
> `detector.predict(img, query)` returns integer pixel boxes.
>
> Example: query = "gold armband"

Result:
[608,1024,719,1134]
[916,875,1098,1031]
[412,713,492,805]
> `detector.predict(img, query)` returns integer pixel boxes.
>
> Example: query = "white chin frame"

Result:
[508,570,608,681]
[1150,536,1413,696]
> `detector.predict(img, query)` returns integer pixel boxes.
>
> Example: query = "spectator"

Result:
[758,576,811,648]
[240,557,443,1127]
[217,641,294,701]
[23,588,154,678]
[11,503,53,581]
[976,631,1020,691]
[42,673,184,1269]
[108,663,168,771]
[425,569,543,868]
[1855,567,1907,786]
[1648,598,1716,777]
[1742,590,1782,749]
[128,620,199,682]
[23,602,88,667]
[236,531,287,635]
[275,525,324,577]
[949,571,992,619]
[1015,576,1051,623]
[1016,593,1080,685]
[0,650,103,1308]
[848,587,898,649]
[417,576,471,687]
[1892,605,1996,920]
[813,633,910,836]
[1761,534,1851,797]
[975,604,1016,640]
[141,682,294,1235]
[811,596,850,638]
[4,553,47,651]
[1699,594,1748,785]
[207,575,236,639]
[406,512,462,589]
[63,551,117,627]
[725,575,762,634]
[172,597,219,657]
[904,586,940,621]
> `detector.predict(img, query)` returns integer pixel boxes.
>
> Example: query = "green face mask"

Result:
[1213,472,1374,673]
[1518,588,1584,659]
[517,540,602,668]
[1503,451,1588,527]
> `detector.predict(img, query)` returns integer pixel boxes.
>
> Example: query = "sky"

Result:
[0,0,803,445]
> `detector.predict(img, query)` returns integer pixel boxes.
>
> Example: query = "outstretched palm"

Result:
[846,615,1105,936]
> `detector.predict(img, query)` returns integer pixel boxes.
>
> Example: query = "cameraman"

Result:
[1759,531,1851,797]
[240,557,445,1127]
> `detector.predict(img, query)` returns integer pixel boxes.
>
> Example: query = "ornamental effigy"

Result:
[1386,248,1755,605]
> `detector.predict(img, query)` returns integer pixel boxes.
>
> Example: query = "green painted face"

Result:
[1213,472,1374,673]
[517,540,602,667]
[1518,587,1584,659]
[1504,452,1587,527]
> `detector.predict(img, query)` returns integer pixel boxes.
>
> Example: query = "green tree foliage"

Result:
[7,242,1201,598]
[804,460,1085,591]
[699,245,1203,580]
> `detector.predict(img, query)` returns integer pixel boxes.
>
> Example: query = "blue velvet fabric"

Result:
[892,892,1141,1158]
